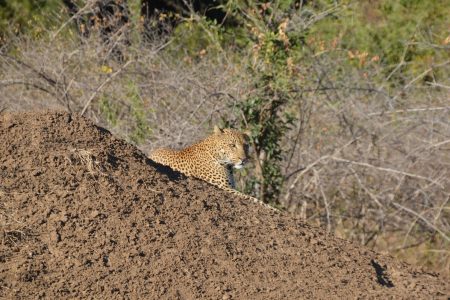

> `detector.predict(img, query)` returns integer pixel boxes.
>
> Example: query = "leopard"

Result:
[149,126,276,211]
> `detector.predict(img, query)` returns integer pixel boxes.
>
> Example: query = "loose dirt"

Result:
[0,111,448,299]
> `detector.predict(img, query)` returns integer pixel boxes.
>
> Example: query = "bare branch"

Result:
[368,106,450,117]
[392,202,450,243]
[80,60,133,116]
[330,156,444,188]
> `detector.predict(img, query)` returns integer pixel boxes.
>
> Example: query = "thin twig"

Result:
[348,166,383,208]
[392,202,450,242]
[52,1,94,40]
[80,60,133,116]
[330,156,444,188]
[315,169,331,233]
[0,55,71,106]
[368,106,450,117]
[284,138,358,203]
[427,82,450,89]
[0,80,63,105]
[283,155,329,203]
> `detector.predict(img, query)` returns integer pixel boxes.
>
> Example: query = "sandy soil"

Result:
[0,111,448,299]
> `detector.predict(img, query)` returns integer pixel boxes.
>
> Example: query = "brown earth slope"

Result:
[0,111,448,299]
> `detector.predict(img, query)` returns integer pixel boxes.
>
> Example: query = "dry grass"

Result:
[69,148,103,176]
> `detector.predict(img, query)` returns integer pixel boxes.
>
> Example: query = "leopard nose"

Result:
[242,158,249,165]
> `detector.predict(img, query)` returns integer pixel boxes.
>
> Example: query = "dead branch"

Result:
[330,156,444,188]
[392,202,450,243]
[80,60,133,116]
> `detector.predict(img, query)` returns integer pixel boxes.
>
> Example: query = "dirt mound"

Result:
[0,111,448,299]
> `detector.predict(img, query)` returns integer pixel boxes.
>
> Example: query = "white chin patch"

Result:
[234,164,244,169]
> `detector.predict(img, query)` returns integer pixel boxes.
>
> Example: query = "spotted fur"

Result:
[149,126,276,210]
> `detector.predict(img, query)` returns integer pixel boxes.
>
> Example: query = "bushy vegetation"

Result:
[1,0,449,275]
[0,0,64,40]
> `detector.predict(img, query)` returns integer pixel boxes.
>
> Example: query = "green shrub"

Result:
[0,0,64,40]
[126,80,152,144]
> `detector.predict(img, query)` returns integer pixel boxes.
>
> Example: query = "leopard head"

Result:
[211,126,250,169]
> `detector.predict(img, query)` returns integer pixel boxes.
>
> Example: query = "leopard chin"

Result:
[233,163,244,169]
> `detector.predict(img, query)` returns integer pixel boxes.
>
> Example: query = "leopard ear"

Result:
[242,129,251,137]
[213,125,224,135]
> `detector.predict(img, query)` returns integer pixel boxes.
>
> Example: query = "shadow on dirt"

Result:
[371,259,394,288]
[146,158,184,182]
